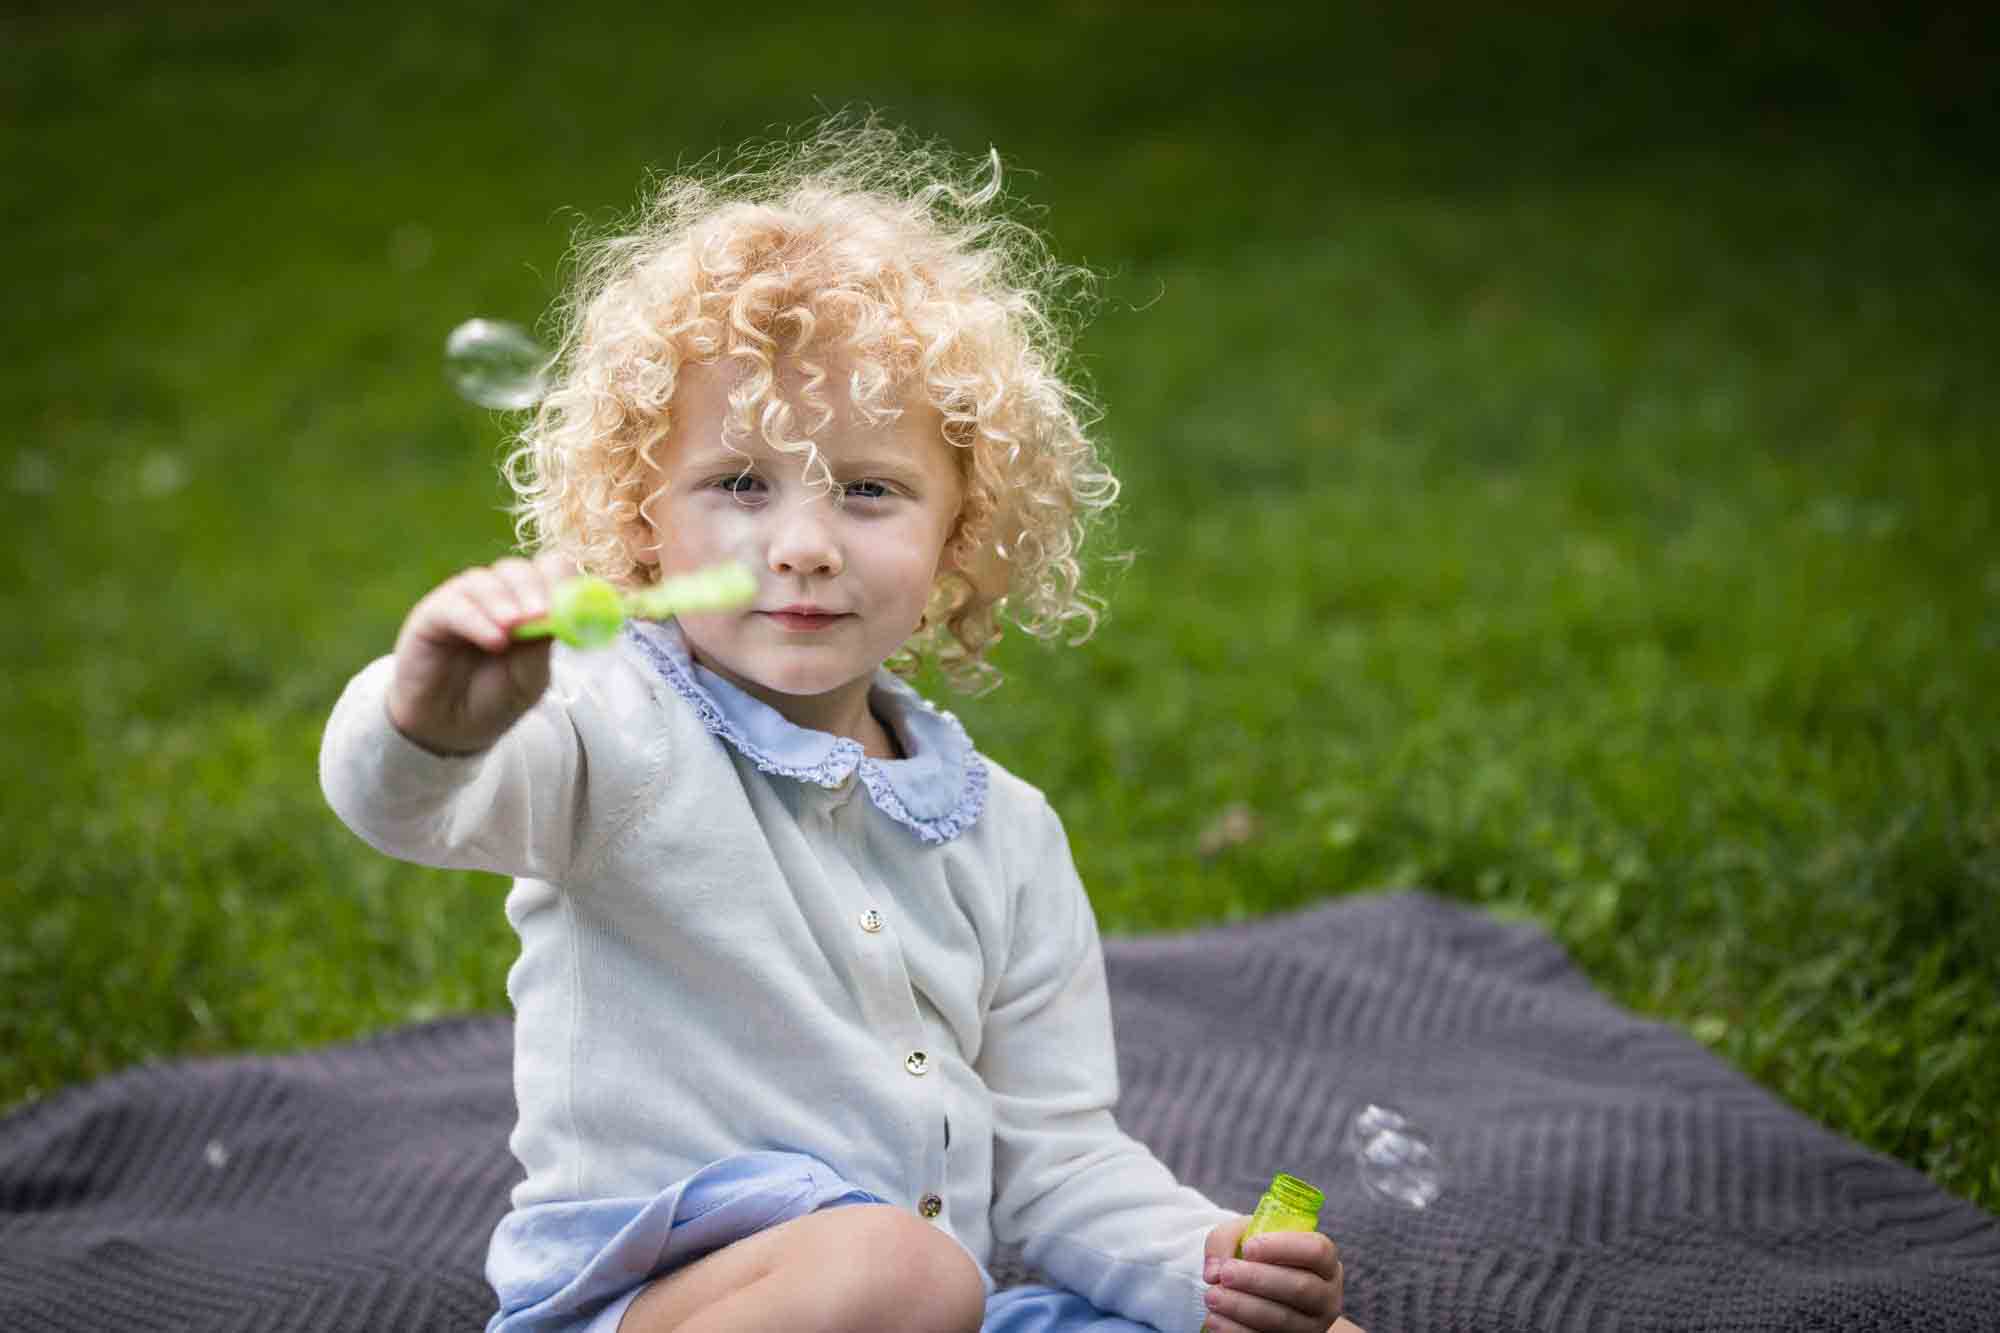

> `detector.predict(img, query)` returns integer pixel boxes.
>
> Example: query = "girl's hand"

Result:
[387,553,572,755]
[1202,1216,1363,1333]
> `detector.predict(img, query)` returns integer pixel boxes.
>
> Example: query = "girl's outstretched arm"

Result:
[320,551,641,883]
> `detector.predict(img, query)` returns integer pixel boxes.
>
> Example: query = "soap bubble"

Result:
[444,318,551,410]
[1343,1103,1412,1152]
[1357,1127,1444,1208]
[1346,1103,1444,1209]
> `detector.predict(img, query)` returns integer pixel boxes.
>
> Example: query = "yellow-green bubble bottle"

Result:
[1237,1172,1324,1255]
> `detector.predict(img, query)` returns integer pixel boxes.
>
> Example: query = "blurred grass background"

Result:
[2,1,1995,1211]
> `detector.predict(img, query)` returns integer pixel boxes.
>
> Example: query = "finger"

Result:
[452,565,543,636]
[471,564,535,626]
[1240,1230,1340,1280]
[1330,1320,1367,1333]
[1200,1316,1255,1333]
[1214,1258,1329,1324]
[1203,1278,1323,1333]
[403,583,512,654]
[491,556,551,621]
[1205,1217,1250,1274]
[533,548,580,584]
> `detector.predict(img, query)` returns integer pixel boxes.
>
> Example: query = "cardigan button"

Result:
[919,1193,943,1219]
[905,1051,930,1076]
[859,908,884,933]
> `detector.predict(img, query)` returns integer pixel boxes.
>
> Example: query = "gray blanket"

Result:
[2,890,1994,1331]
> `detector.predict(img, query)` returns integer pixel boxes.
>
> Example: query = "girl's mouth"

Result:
[763,610,848,632]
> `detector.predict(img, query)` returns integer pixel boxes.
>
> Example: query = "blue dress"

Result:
[485,1149,1158,1332]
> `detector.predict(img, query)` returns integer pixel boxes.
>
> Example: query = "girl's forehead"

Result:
[664,358,950,470]
[673,356,922,419]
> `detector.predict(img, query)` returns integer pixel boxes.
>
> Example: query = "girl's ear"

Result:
[621,511,662,576]
[943,518,1013,603]
[935,438,1010,600]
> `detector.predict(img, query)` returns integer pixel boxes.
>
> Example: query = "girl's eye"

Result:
[843,479,893,501]
[715,474,764,496]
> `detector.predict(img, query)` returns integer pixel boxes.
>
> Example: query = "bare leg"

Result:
[618,1203,984,1333]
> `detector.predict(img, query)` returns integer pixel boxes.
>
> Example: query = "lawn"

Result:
[3,2,1996,1212]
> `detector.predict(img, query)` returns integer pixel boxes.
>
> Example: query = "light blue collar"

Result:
[626,620,987,846]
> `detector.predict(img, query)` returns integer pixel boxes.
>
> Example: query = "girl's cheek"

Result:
[687,507,759,552]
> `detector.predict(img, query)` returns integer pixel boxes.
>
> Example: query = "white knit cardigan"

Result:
[319,622,1226,1332]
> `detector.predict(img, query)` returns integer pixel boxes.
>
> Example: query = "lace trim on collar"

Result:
[626,623,986,845]
[856,755,989,847]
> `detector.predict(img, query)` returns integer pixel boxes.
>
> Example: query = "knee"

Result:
[826,1205,984,1333]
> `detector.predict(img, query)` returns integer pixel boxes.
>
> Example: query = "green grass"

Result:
[3,2,1996,1212]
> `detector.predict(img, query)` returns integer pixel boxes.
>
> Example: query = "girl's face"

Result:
[630,360,964,742]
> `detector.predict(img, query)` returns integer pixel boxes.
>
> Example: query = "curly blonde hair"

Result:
[504,114,1119,692]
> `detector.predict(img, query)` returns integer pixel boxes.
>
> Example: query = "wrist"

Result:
[383,694,490,758]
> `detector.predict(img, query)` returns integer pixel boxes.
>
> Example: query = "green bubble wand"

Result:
[512,562,758,650]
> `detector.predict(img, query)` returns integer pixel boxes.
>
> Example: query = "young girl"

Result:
[321,119,1357,1333]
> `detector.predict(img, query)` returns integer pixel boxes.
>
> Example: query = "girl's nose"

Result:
[766,500,844,578]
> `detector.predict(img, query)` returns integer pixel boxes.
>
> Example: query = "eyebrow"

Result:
[828,454,931,481]
[678,447,931,483]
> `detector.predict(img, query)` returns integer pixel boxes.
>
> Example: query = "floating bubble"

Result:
[1357,1128,1443,1208]
[1343,1102,1412,1153]
[1346,1103,1444,1209]
[444,318,551,410]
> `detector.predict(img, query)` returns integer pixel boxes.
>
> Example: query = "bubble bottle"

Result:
[1235,1172,1325,1255]
[1205,1175,1327,1333]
